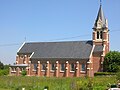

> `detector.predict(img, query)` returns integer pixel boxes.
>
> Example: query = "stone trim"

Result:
[87,61,92,64]
[66,61,68,63]
[47,61,49,64]
[89,45,95,59]
[38,61,40,64]
[76,61,79,64]
[30,52,34,58]
[17,42,25,52]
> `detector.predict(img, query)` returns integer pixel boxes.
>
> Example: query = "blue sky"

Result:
[0,0,120,64]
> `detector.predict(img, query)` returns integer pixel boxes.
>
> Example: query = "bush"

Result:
[87,78,93,90]
[0,61,9,76]
[0,69,9,76]
[21,70,27,76]
[75,78,93,90]
[94,72,115,76]
[116,71,120,80]
[103,51,120,72]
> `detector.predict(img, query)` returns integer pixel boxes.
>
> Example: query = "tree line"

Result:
[0,61,9,76]
[103,51,120,72]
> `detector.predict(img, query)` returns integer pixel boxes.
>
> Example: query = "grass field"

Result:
[0,76,117,90]
[0,88,9,90]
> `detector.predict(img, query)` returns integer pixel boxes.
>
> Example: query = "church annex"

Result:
[9,4,109,77]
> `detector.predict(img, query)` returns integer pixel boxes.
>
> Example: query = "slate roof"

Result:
[94,45,103,52]
[18,40,93,60]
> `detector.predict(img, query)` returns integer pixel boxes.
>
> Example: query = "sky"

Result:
[0,0,120,64]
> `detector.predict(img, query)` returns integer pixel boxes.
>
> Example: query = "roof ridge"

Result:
[25,40,92,44]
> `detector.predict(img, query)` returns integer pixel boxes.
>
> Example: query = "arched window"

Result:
[70,63,75,71]
[81,64,85,71]
[97,31,103,39]
[51,63,55,71]
[60,63,65,71]
[97,31,99,39]
[33,64,37,71]
[41,64,46,71]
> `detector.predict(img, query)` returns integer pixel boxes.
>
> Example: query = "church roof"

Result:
[18,40,93,60]
[94,45,103,52]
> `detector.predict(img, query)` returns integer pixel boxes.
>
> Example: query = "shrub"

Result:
[94,72,115,76]
[87,78,93,90]
[116,71,120,81]
[0,69,9,76]
[103,51,120,72]
[21,70,27,76]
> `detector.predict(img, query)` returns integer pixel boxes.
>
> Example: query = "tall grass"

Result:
[0,76,117,90]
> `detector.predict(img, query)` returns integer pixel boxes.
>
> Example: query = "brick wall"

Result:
[28,59,88,77]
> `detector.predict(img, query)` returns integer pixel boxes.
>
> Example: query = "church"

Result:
[9,4,109,77]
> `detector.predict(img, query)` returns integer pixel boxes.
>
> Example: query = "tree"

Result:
[0,61,9,76]
[103,51,120,72]
[0,61,4,69]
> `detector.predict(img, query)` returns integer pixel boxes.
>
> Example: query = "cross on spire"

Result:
[100,0,102,6]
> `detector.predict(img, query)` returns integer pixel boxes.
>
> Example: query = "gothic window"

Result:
[33,64,37,71]
[51,63,55,71]
[97,31,103,39]
[42,64,46,71]
[97,31,99,39]
[81,64,86,71]
[60,63,65,71]
[70,63,75,71]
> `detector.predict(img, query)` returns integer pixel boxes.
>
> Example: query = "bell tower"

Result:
[92,4,109,54]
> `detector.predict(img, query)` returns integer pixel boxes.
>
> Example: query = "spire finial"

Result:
[24,37,26,42]
[100,0,102,6]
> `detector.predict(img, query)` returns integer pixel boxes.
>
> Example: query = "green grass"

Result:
[0,76,117,90]
[0,88,9,90]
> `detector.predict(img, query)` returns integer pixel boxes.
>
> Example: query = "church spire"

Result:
[92,1,109,53]
[93,2,108,29]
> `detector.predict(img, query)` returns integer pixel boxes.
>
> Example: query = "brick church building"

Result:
[9,4,109,77]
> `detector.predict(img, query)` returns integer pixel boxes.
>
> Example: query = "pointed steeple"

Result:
[92,1,109,57]
[93,5,108,29]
